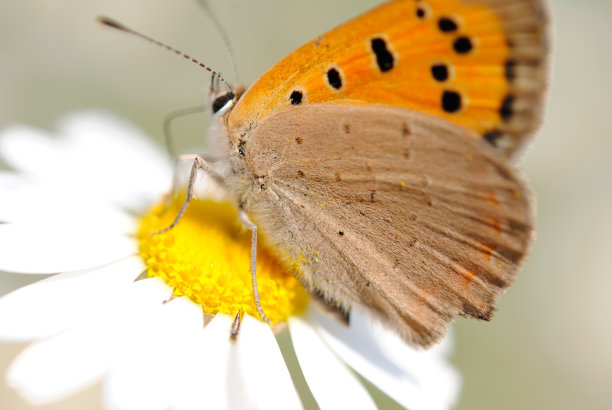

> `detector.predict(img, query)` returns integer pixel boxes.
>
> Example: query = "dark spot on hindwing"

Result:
[289,90,303,105]
[326,68,343,89]
[500,95,515,122]
[402,122,411,137]
[453,36,473,54]
[438,17,458,33]
[505,60,517,82]
[370,38,395,72]
[295,136,303,145]
[483,129,504,146]
[297,170,305,177]
[343,124,351,134]
[431,64,449,82]
[238,140,246,156]
[442,90,462,113]
[338,231,344,236]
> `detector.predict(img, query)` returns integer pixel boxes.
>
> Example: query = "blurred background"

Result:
[0,0,610,408]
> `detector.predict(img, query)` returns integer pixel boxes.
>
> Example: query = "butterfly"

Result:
[107,0,549,347]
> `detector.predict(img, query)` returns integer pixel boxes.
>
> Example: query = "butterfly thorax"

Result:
[210,99,265,212]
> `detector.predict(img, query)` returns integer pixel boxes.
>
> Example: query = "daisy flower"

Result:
[0,111,460,409]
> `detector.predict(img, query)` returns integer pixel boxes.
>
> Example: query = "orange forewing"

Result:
[231,1,507,137]
[229,0,548,156]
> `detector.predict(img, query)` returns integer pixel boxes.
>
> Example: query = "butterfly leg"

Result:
[163,105,205,158]
[153,154,223,235]
[239,210,271,324]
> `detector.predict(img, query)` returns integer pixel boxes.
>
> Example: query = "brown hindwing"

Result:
[235,103,534,347]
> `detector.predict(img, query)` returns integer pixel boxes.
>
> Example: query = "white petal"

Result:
[230,314,302,410]
[0,172,34,222]
[0,111,173,210]
[0,172,135,229]
[59,111,173,209]
[289,317,376,410]
[104,297,203,410]
[165,335,210,410]
[105,312,233,410]
[6,277,173,405]
[171,313,233,410]
[0,221,137,274]
[0,125,71,177]
[6,320,113,405]
[196,314,234,410]
[310,306,460,410]
[361,310,457,372]
[352,309,460,409]
[0,256,145,341]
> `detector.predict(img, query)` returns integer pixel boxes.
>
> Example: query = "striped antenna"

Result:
[97,16,233,93]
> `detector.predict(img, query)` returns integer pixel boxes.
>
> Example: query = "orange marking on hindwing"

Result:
[482,216,503,236]
[465,272,476,290]
[482,246,494,261]
[487,192,501,207]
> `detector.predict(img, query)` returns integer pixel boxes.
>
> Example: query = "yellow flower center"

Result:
[138,194,308,324]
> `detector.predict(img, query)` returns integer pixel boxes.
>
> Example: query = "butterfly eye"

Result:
[211,91,235,114]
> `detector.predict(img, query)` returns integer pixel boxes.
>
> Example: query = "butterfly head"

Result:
[209,71,245,116]
[211,86,247,116]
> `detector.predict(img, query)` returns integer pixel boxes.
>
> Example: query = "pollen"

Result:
[138,195,308,325]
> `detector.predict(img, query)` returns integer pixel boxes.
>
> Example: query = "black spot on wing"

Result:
[442,90,462,113]
[483,129,504,146]
[500,95,515,122]
[505,60,517,82]
[431,64,449,82]
[289,90,303,105]
[438,17,458,33]
[453,36,473,54]
[327,68,343,89]
[370,38,394,72]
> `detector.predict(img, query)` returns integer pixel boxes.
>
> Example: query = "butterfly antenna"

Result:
[198,0,240,85]
[97,16,233,93]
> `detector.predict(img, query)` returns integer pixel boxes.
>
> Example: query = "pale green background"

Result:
[1,0,611,409]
